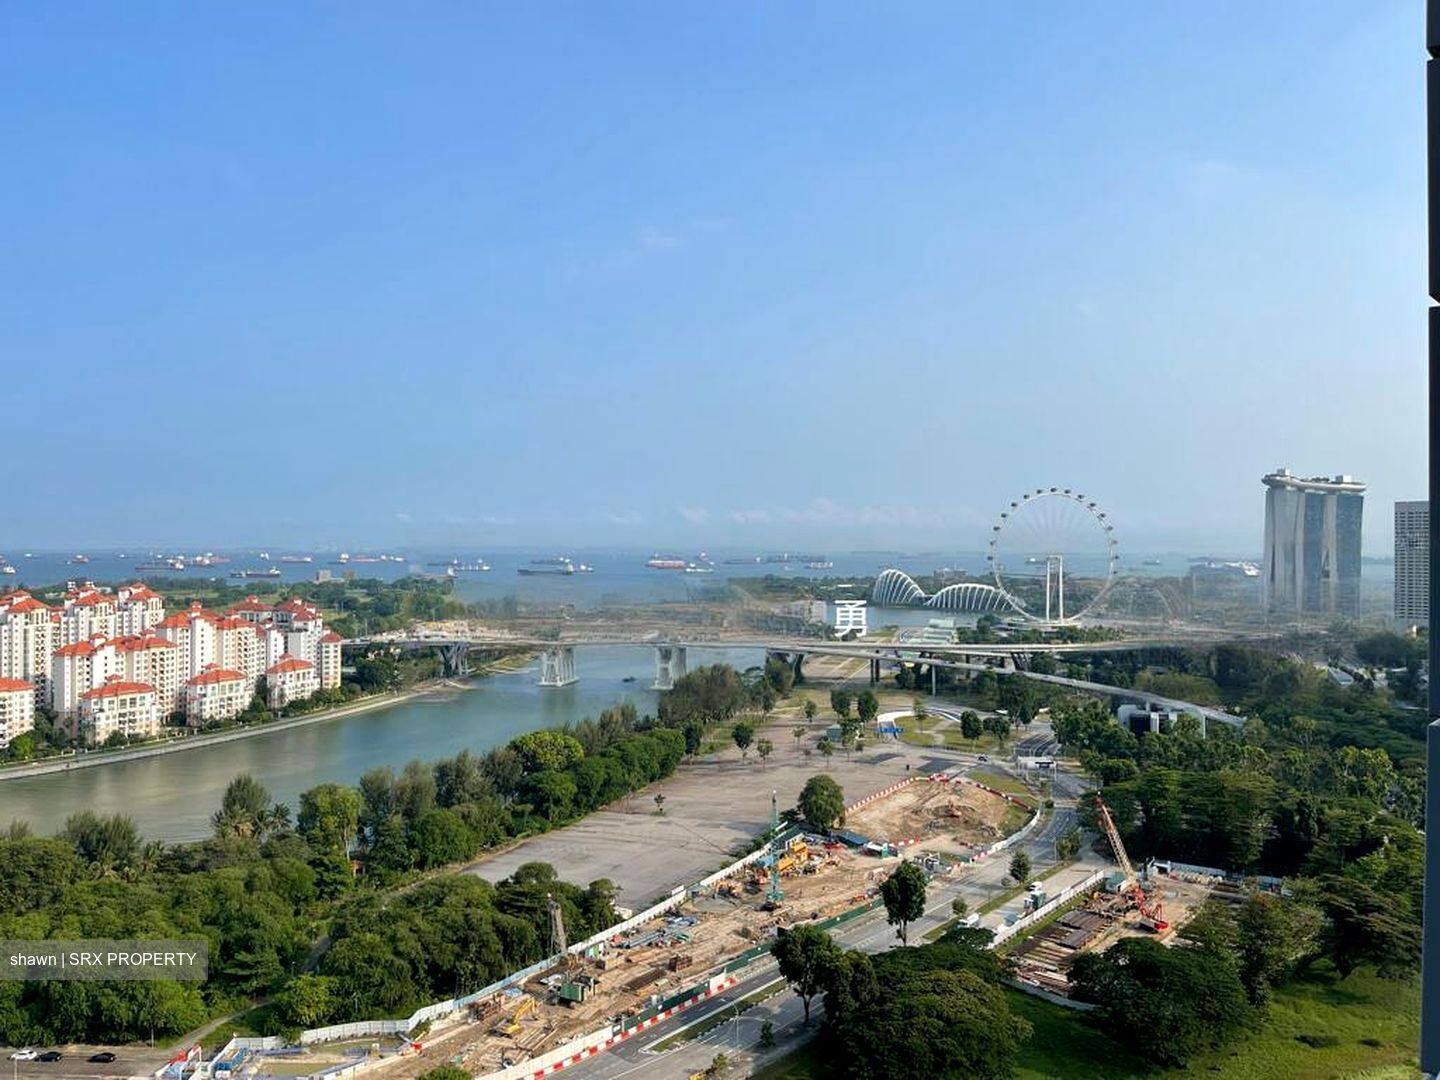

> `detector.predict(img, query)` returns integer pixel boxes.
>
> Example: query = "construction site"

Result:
[348,779,1028,1079]
[448,835,909,1076]
[1006,795,1234,998]
[845,775,1033,857]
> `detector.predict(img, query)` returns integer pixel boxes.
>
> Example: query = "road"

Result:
[558,720,1101,1080]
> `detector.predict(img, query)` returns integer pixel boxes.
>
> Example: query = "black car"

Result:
[89,1053,117,1064]
[37,1052,62,1063]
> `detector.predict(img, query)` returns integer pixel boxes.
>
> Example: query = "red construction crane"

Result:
[1093,794,1168,931]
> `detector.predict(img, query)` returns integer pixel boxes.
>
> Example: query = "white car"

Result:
[10,1050,38,1061]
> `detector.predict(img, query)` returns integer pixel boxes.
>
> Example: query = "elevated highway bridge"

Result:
[345,631,1248,729]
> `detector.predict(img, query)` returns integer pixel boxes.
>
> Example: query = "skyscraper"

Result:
[1260,469,1365,617]
[1395,501,1430,627]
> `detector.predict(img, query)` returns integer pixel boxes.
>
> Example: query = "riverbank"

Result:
[0,682,465,782]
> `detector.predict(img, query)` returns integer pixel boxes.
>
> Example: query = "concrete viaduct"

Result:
[345,633,1245,729]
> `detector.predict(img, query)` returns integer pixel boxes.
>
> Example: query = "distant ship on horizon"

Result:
[519,559,575,576]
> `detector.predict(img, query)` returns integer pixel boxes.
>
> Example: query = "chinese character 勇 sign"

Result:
[832,600,867,637]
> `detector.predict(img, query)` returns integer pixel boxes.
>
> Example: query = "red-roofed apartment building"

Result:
[56,587,117,645]
[79,675,160,745]
[185,664,250,724]
[51,636,115,719]
[266,654,318,709]
[112,633,184,716]
[115,582,166,635]
[0,677,35,748]
[0,591,54,704]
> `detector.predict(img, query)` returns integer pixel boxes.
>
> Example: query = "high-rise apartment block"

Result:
[1395,501,1429,627]
[1261,469,1365,617]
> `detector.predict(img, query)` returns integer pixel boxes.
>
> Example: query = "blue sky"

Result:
[0,2,1423,554]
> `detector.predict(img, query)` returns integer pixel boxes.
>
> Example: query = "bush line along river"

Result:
[0,646,759,842]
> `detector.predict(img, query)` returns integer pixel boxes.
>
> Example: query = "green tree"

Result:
[62,811,140,876]
[803,699,819,721]
[856,690,879,727]
[758,682,777,715]
[510,730,585,772]
[1234,892,1319,1005]
[770,924,841,1024]
[1070,937,1251,1065]
[830,688,852,719]
[820,948,1029,1080]
[212,773,271,839]
[982,714,1010,747]
[527,770,578,822]
[1007,849,1031,886]
[1055,826,1082,862]
[1313,875,1422,980]
[798,774,846,832]
[880,861,927,946]
[418,1068,471,1080]
[298,784,362,854]
[756,739,773,768]
[411,808,476,868]
[817,737,835,766]
[732,721,755,759]
[911,696,928,731]
[960,710,982,745]
[274,973,338,1028]
[792,725,806,752]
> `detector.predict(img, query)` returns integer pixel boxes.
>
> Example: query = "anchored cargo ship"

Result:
[518,560,575,576]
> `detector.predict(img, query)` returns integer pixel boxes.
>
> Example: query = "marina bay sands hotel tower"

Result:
[1260,470,1365,618]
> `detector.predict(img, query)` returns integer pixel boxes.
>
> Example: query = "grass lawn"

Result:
[751,969,1419,1079]
[898,729,939,748]
[999,800,1034,835]
[1010,965,1420,1080]
[898,725,1007,754]
[749,1043,825,1079]
[969,769,1034,800]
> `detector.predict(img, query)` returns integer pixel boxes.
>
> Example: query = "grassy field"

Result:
[1011,965,1419,1078]
[749,966,1419,1079]
[969,769,1035,799]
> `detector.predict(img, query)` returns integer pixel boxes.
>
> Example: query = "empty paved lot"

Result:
[466,726,948,906]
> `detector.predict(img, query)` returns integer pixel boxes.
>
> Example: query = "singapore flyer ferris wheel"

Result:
[987,488,1119,623]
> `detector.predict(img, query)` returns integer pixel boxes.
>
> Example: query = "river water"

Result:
[0,646,759,843]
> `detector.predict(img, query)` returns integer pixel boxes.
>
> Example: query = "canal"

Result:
[0,646,760,843]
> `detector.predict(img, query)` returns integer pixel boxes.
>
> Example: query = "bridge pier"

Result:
[437,643,470,679]
[869,657,881,686]
[789,652,805,684]
[652,645,688,691]
[539,646,577,688]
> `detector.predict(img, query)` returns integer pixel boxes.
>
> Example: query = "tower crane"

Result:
[1093,794,1168,932]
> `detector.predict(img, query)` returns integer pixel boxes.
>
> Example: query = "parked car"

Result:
[37,1052,62,1063]
[977,753,989,762]
[89,1053,117,1064]
[9,1050,38,1062]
